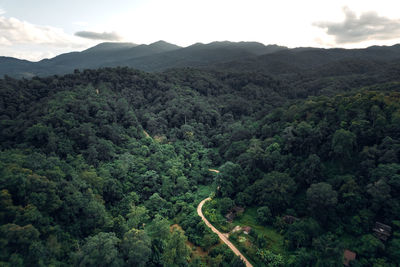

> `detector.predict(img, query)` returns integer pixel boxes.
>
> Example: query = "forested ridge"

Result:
[1,63,400,266]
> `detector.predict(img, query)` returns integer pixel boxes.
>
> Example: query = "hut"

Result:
[373,222,392,241]
[343,250,356,266]
[225,212,235,222]
[242,226,252,235]
[225,206,245,222]
[283,215,299,224]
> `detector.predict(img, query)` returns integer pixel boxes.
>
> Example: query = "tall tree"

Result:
[162,229,190,267]
[121,228,151,267]
[307,182,337,222]
[73,232,123,267]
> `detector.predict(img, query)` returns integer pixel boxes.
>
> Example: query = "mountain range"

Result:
[0,41,285,77]
[1,40,400,78]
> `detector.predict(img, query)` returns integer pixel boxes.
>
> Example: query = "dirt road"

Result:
[197,197,253,267]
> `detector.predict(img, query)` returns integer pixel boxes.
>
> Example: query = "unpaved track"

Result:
[197,197,253,267]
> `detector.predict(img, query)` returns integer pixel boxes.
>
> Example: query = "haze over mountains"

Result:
[1,40,400,78]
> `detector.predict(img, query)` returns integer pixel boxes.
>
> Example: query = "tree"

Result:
[230,256,246,267]
[285,218,321,250]
[252,171,296,213]
[331,129,356,160]
[176,176,190,194]
[218,197,235,214]
[121,228,151,267]
[366,179,391,212]
[73,232,123,267]
[307,182,337,221]
[0,223,40,255]
[257,249,284,266]
[24,123,49,148]
[162,229,190,266]
[145,215,171,265]
[112,215,128,238]
[356,234,384,259]
[387,238,400,263]
[80,198,111,236]
[216,162,245,198]
[295,154,321,186]
[235,191,252,206]
[257,206,273,225]
[287,248,316,267]
[145,193,167,214]
[127,204,149,229]
[145,214,170,240]
[312,233,343,266]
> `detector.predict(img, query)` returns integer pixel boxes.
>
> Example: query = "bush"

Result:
[256,249,284,267]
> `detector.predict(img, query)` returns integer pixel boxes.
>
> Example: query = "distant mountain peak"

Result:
[151,40,171,45]
[148,40,181,50]
[83,42,138,53]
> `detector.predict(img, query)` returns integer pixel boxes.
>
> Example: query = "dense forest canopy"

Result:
[1,44,400,266]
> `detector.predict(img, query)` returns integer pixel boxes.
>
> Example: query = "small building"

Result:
[373,222,392,241]
[283,215,299,224]
[242,226,252,235]
[225,212,235,222]
[225,206,245,223]
[343,250,356,266]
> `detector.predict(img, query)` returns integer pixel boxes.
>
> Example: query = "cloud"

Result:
[313,7,400,44]
[0,15,82,47]
[0,8,5,15]
[75,31,121,41]
[0,15,93,61]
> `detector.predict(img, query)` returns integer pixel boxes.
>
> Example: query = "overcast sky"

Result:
[1,0,400,61]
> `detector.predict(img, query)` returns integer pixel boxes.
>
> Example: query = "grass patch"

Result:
[232,207,286,256]
[194,184,214,202]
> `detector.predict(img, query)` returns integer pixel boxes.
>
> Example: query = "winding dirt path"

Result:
[197,198,253,267]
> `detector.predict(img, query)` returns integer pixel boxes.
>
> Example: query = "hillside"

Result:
[1,48,400,266]
[216,45,400,74]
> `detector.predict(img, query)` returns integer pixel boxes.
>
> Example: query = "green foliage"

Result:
[216,162,245,198]
[307,182,338,210]
[1,62,400,266]
[331,129,356,160]
[73,232,123,267]
[387,238,400,263]
[121,229,151,267]
[127,205,149,229]
[162,229,190,267]
[312,233,343,266]
[256,249,284,266]
[256,206,273,225]
[356,234,385,258]
[251,171,296,213]
[218,197,235,214]
[284,218,321,250]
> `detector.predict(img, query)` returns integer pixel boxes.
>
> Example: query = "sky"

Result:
[1,0,400,61]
